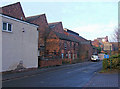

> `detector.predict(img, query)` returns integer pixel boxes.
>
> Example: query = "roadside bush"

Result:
[111,58,120,68]
[103,58,109,69]
[103,55,120,70]
[111,54,120,58]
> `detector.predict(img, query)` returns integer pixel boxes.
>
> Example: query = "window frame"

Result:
[2,22,12,32]
[64,42,67,50]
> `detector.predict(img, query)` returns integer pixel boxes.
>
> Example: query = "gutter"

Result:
[0,14,39,28]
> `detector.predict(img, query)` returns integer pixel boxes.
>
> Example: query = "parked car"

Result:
[91,55,100,61]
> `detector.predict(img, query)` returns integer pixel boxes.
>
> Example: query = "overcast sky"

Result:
[1,0,118,41]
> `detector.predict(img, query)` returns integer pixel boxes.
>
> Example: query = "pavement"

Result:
[84,72,119,87]
[2,61,120,88]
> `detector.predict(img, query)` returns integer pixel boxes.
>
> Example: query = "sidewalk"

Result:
[2,62,91,81]
[84,72,119,88]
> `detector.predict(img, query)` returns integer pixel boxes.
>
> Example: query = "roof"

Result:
[64,28,79,36]
[26,14,45,22]
[49,22,89,44]
[1,14,39,28]
[51,29,89,43]
[1,2,26,21]
[52,31,78,43]
[48,22,62,26]
[0,2,38,27]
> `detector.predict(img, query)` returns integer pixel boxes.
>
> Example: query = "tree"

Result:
[112,28,119,42]
[112,27,120,54]
[93,46,101,53]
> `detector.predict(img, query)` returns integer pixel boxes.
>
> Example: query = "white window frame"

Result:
[2,22,12,32]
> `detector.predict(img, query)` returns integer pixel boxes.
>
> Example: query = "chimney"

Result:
[105,36,108,42]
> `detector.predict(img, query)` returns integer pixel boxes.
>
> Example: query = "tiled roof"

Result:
[49,22,89,43]
[64,28,79,36]
[52,29,88,43]
[48,22,62,26]
[1,2,26,21]
[54,31,79,42]
[26,14,45,22]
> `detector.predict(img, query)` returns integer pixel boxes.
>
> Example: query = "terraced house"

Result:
[27,12,93,67]
[26,14,49,58]
[1,2,94,71]
[48,23,93,61]
[0,2,38,72]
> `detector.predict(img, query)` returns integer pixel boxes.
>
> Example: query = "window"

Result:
[74,43,76,50]
[8,24,12,31]
[50,25,55,28]
[54,50,56,55]
[61,53,64,59]
[46,50,49,54]
[66,54,68,58]
[3,22,7,30]
[2,22,12,32]
[69,53,71,59]
[64,42,67,50]
[70,41,72,47]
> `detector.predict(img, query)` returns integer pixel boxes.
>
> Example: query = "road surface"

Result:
[3,61,102,87]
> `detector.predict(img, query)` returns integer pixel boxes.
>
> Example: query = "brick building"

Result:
[47,23,93,63]
[110,42,119,55]
[26,14,49,58]
[1,2,38,72]
[1,2,94,68]
[47,22,79,60]
[1,2,26,21]
[92,36,109,53]
[26,15,93,67]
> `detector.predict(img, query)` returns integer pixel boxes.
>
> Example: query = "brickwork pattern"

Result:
[2,2,26,21]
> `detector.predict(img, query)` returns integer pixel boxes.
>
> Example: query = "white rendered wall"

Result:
[2,16,38,72]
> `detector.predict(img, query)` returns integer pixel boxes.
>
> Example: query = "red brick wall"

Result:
[49,22,64,34]
[92,39,99,47]
[39,59,62,67]
[46,31,60,53]
[2,2,26,21]
[27,14,49,48]
[59,40,79,60]
[79,44,93,61]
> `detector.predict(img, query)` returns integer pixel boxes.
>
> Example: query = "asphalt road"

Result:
[3,61,102,87]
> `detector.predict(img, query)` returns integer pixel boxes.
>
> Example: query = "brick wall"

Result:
[49,22,64,34]
[78,44,93,61]
[59,39,79,60]
[46,31,60,53]
[92,39,99,47]
[26,14,49,57]
[39,59,62,67]
[2,2,26,21]
[27,14,49,48]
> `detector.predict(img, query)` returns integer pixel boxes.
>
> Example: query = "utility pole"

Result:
[118,28,120,55]
[110,45,112,70]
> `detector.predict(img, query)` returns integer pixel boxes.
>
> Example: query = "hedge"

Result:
[103,54,120,70]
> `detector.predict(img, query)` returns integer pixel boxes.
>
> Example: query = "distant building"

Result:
[111,42,118,51]
[103,42,112,51]
[92,36,109,53]
[110,42,119,55]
